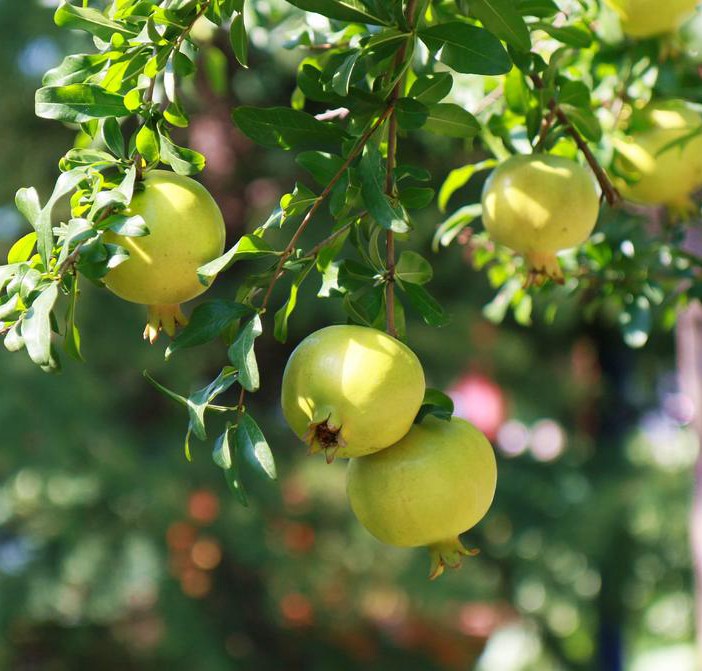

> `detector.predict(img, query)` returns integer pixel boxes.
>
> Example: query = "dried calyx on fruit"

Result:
[103,170,226,343]
[347,416,497,579]
[281,325,426,462]
[481,154,601,284]
[604,0,699,38]
[612,99,702,213]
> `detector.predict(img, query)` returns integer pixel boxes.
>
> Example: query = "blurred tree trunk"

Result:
[677,302,702,666]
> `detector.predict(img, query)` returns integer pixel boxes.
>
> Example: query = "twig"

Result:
[304,214,367,260]
[472,84,504,115]
[135,1,210,179]
[530,74,621,206]
[383,0,420,338]
[534,105,557,152]
[259,105,395,312]
[134,76,157,181]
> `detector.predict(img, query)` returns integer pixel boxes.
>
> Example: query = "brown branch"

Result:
[534,105,557,152]
[530,73,621,206]
[383,0,420,338]
[259,105,395,312]
[304,214,367,260]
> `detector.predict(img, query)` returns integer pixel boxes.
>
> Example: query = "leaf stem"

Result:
[530,74,621,206]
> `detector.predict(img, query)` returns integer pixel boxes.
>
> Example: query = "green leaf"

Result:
[283,0,389,25]
[228,314,262,392]
[560,104,602,142]
[534,21,592,47]
[296,151,346,185]
[467,0,531,52]
[395,98,430,131]
[399,186,435,210]
[281,182,318,222]
[401,282,450,327]
[408,73,454,105]
[415,388,455,424]
[7,232,37,264]
[36,85,129,123]
[43,53,108,87]
[232,107,347,151]
[98,214,149,237]
[4,324,25,353]
[419,23,512,75]
[197,234,278,285]
[54,1,138,41]
[35,169,87,268]
[423,103,480,139]
[15,188,41,229]
[438,159,496,212]
[136,123,160,164]
[395,251,433,285]
[21,284,59,368]
[213,426,248,505]
[0,265,19,292]
[143,370,188,408]
[332,51,362,97]
[166,300,254,358]
[187,367,238,441]
[237,412,277,480]
[158,126,206,175]
[274,261,314,343]
[517,0,559,17]
[432,204,482,252]
[358,146,410,234]
[64,277,83,362]
[229,13,249,67]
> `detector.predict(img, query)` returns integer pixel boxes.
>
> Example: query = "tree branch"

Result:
[530,74,621,206]
[383,0,420,338]
[259,105,395,312]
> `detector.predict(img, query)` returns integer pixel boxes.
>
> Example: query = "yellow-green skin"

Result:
[281,325,426,460]
[347,417,496,547]
[104,170,226,307]
[613,102,702,208]
[604,0,699,37]
[347,416,497,578]
[481,154,600,277]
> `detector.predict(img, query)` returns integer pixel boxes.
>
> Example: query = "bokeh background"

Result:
[0,1,700,669]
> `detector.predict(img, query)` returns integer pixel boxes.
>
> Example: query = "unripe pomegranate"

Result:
[604,0,699,38]
[281,325,426,461]
[481,154,600,281]
[103,170,226,342]
[347,417,497,579]
[612,100,702,210]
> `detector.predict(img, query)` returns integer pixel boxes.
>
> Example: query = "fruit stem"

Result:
[530,73,621,207]
[428,537,479,580]
[524,251,565,285]
[144,304,188,344]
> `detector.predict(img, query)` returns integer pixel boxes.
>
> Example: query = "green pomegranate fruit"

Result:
[604,0,699,38]
[281,325,426,462]
[103,170,226,342]
[481,154,600,281]
[612,100,702,210]
[347,416,497,579]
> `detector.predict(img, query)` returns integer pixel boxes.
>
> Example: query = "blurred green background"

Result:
[0,2,697,670]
